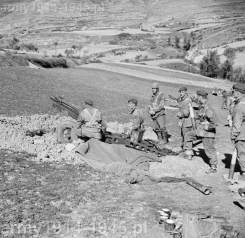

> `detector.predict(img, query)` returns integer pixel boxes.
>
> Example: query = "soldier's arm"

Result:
[77,110,85,123]
[98,112,107,129]
[231,106,243,140]
[153,93,165,112]
[177,99,191,118]
[206,108,219,130]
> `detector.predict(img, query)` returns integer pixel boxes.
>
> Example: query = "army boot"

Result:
[156,131,166,150]
[161,130,168,144]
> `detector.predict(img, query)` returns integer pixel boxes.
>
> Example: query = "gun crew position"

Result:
[56,81,245,179]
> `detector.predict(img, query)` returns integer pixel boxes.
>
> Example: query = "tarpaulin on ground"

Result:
[75,139,184,184]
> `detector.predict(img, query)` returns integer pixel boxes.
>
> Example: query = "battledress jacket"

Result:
[77,106,106,129]
[195,102,218,138]
[128,108,144,131]
[231,97,245,141]
[176,93,192,128]
[148,91,165,119]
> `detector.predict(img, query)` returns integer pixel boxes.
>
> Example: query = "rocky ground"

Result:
[0,66,245,237]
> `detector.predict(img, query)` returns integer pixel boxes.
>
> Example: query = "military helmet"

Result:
[152,82,159,89]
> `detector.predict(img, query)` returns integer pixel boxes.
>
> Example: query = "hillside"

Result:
[0,0,244,34]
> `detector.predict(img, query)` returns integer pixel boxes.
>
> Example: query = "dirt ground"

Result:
[0,66,245,237]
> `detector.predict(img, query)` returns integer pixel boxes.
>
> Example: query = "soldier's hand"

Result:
[204,124,209,130]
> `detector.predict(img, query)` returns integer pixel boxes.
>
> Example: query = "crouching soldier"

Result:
[148,82,168,149]
[230,84,245,180]
[180,90,219,173]
[176,86,192,148]
[71,99,106,141]
[125,98,144,143]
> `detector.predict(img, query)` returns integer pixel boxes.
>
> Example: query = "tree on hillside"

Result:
[174,36,180,48]
[167,37,171,46]
[199,50,220,78]
[219,59,234,80]
[54,41,58,56]
[71,45,77,55]
[183,34,191,51]
[64,49,74,58]
[77,45,83,57]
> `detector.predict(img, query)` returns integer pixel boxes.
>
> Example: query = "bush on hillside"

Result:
[21,43,38,52]
[230,67,245,83]
[118,33,131,40]
[29,57,68,68]
[224,47,236,60]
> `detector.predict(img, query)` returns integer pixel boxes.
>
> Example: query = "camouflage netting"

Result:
[0,115,209,176]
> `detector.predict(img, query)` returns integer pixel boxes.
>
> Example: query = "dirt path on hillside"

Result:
[82,63,232,90]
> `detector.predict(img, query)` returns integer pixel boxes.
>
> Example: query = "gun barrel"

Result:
[50,96,79,120]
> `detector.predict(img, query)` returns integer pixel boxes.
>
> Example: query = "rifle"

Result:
[50,96,79,120]
[168,94,179,101]
[189,102,197,130]
[228,148,237,179]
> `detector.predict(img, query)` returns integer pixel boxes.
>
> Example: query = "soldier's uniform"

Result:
[128,99,144,143]
[182,90,218,171]
[230,84,245,177]
[176,86,192,147]
[71,99,105,141]
[148,83,168,145]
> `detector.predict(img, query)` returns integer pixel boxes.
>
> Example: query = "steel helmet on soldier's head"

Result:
[85,99,93,106]
[152,82,159,89]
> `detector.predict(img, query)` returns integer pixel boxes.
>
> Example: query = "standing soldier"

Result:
[230,84,245,180]
[148,82,168,149]
[71,99,106,141]
[180,90,219,173]
[125,98,145,143]
[176,86,193,148]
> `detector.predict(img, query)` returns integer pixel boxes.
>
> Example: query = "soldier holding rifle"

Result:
[180,90,219,174]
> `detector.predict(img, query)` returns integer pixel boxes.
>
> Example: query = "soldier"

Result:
[148,82,168,149]
[124,98,144,143]
[176,86,192,148]
[71,99,106,141]
[230,84,245,180]
[180,90,219,173]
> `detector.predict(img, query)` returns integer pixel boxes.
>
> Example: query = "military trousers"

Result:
[152,115,166,132]
[184,130,218,166]
[71,127,102,141]
[235,140,245,173]
[181,127,192,147]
